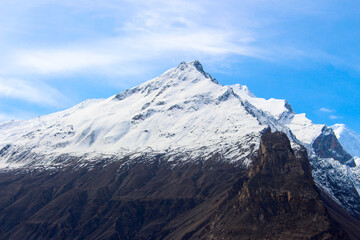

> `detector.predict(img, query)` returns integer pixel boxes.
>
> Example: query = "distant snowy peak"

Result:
[332,124,360,158]
[231,84,293,121]
[230,84,255,97]
[286,113,325,145]
[230,82,324,145]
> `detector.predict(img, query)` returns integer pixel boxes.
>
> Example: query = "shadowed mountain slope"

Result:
[0,132,351,239]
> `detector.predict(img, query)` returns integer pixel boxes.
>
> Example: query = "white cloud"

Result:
[330,115,342,120]
[0,0,266,76]
[0,1,355,79]
[15,50,119,74]
[320,107,335,113]
[0,77,68,107]
[320,108,342,120]
[11,29,261,76]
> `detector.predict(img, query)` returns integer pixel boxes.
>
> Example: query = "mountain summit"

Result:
[1,61,360,239]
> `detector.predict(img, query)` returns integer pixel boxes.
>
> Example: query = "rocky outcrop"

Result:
[194,131,348,239]
[0,132,352,239]
[313,126,354,166]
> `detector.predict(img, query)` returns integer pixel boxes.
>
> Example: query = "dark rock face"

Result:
[0,132,351,239]
[195,131,348,239]
[310,127,360,217]
[313,126,354,166]
[0,157,244,240]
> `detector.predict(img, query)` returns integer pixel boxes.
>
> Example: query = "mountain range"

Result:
[0,61,359,239]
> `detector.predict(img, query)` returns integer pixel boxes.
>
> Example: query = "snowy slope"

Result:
[231,83,292,121]
[230,84,325,146]
[332,124,360,159]
[0,61,272,168]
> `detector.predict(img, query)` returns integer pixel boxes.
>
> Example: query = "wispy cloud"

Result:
[15,49,119,74]
[330,115,342,120]
[1,0,354,77]
[11,29,261,76]
[0,77,68,107]
[319,108,342,120]
[1,0,265,76]
[320,107,335,113]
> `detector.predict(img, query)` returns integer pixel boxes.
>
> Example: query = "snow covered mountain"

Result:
[332,124,360,162]
[0,60,360,217]
[0,61,265,167]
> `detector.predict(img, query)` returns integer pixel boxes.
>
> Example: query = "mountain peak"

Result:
[332,123,360,158]
[177,60,203,71]
[189,60,204,72]
[176,60,219,84]
[113,61,220,102]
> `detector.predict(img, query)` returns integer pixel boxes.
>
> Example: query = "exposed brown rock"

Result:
[192,131,348,239]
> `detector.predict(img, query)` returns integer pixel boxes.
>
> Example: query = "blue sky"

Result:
[0,0,359,132]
